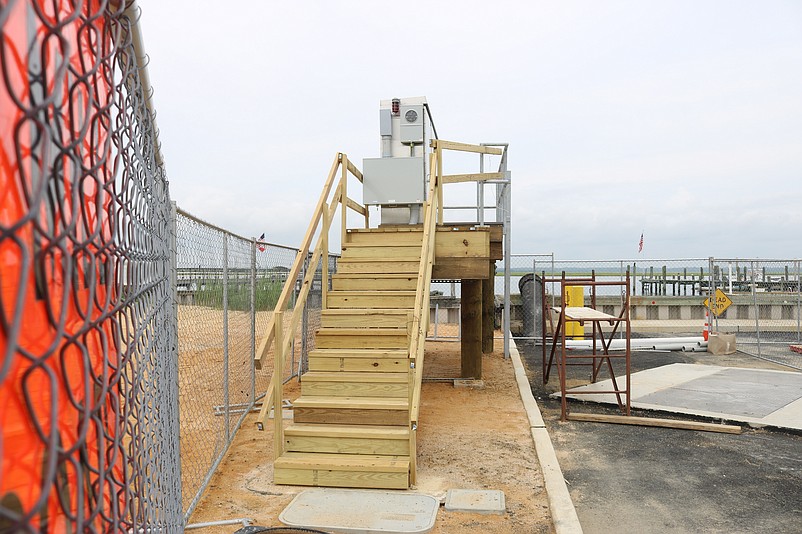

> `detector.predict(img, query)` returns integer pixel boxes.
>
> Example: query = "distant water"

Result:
[432,275,634,298]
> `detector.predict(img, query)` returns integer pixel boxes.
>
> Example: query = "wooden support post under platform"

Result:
[461,279,483,379]
[482,261,495,354]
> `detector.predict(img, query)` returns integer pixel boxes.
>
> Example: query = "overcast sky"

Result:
[139,1,802,260]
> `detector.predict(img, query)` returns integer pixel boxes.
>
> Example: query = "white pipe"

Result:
[565,337,707,351]
[681,345,708,352]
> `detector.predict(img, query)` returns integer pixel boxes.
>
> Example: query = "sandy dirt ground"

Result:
[185,337,553,533]
[178,304,303,511]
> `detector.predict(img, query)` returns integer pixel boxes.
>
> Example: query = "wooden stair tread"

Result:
[341,244,423,258]
[328,290,416,296]
[285,423,409,439]
[321,308,411,314]
[326,291,416,310]
[302,371,408,383]
[342,243,421,250]
[276,452,409,472]
[316,328,407,336]
[307,349,408,372]
[308,348,408,357]
[293,396,409,410]
[321,309,411,327]
[335,261,421,274]
[332,274,417,280]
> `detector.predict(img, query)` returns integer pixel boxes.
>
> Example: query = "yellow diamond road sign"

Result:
[703,288,733,316]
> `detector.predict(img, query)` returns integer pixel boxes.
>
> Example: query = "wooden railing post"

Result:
[436,147,444,224]
[273,311,285,460]
[322,203,329,310]
[340,153,348,248]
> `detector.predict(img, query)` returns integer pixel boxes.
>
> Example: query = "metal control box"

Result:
[362,157,425,205]
[399,104,424,144]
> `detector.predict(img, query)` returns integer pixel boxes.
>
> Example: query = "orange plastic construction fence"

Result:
[1,1,126,531]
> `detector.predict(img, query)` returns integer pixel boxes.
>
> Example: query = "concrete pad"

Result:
[636,368,802,418]
[557,363,802,431]
[444,489,505,515]
[279,488,438,533]
[453,379,485,389]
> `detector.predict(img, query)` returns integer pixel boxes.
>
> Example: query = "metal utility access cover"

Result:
[279,488,438,534]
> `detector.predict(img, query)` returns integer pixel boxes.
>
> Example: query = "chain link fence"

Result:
[1,3,182,532]
[175,207,333,520]
[1,3,335,530]
[513,255,802,370]
[709,259,802,369]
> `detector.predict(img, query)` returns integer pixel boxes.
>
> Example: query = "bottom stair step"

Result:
[284,423,410,455]
[274,452,410,489]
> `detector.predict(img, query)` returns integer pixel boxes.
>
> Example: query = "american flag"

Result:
[258,232,265,252]
[638,233,644,253]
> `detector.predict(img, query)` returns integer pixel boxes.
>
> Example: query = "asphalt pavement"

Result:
[516,341,802,534]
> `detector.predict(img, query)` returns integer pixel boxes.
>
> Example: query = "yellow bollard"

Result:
[564,286,584,340]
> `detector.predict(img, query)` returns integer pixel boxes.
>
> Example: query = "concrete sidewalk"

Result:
[561,363,802,431]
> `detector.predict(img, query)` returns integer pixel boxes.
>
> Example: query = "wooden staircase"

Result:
[273,229,423,489]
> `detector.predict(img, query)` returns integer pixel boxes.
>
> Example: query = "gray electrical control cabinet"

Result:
[363,97,430,225]
[363,157,425,205]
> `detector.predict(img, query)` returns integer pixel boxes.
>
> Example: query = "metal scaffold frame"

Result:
[541,271,632,421]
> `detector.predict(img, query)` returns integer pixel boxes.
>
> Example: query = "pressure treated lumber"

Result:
[326,290,416,309]
[331,275,417,292]
[568,413,742,434]
[283,423,410,455]
[461,279,483,379]
[293,396,409,426]
[301,372,409,398]
[315,328,408,349]
[336,259,421,274]
[274,452,409,489]
[432,139,503,155]
[307,349,408,373]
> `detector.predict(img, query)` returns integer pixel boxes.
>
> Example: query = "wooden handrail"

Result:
[255,154,342,369]
[407,151,440,485]
[409,151,440,424]
[431,139,503,155]
[441,172,504,184]
[256,180,342,433]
